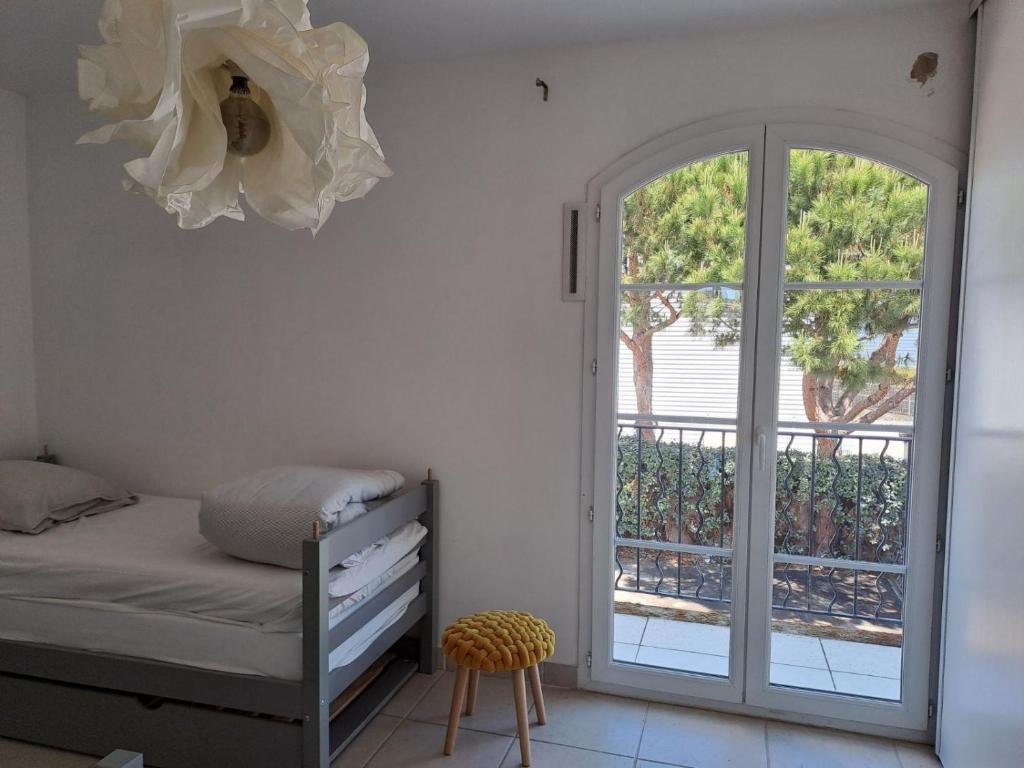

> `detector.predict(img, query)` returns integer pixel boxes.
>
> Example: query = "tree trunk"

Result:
[633,332,654,417]
[802,372,838,456]
[633,331,656,442]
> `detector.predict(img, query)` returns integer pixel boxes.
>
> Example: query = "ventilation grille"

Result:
[562,202,587,301]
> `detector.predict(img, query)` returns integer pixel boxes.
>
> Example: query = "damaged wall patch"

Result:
[911,52,939,85]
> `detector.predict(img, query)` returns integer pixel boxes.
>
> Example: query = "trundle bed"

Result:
[0,476,439,768]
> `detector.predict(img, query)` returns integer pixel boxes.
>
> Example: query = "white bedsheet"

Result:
[0,494,424,633]
[0,495,305,631]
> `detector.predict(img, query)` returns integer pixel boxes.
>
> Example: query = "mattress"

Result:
[0,581,419,680]
[0,494,424,680]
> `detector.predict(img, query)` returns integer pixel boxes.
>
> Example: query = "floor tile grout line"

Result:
[636,616,651,647]
[351,673,442,768]
[633,756,699,768]
[401,670,446,715]
[497,734,515,768]
[634,700,650,762]
[827,669,903,681]
[636,642,730,658]
[354,713,403,768]
[529,736,653,761]
[820,637,840,691]
[404,714,523,739]
[769,659,836,673]
[528,734,650,760]
[892,738,907,768]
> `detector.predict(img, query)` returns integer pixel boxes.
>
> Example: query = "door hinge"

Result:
[945,367,954,383]
[586,652,592,669]
[594,204,601,222]
[928,700,936,719]
[957,188,966,206]
[587,506,594,522]
[936,537,944,554]
[591,358,598,376]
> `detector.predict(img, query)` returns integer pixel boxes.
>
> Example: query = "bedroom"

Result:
[0,0,1020,766]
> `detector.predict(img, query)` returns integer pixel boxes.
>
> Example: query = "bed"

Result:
[0,476,439,768]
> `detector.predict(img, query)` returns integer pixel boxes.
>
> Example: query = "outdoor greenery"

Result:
[620,149,926,432]
[616,431,908,562]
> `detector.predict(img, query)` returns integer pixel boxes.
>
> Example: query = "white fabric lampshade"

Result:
[78,0,392,234]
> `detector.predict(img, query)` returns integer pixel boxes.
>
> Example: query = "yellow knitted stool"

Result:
[441,611,556,767]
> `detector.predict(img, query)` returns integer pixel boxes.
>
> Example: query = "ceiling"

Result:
[2,0,949,95]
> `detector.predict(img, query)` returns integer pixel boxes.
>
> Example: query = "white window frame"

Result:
[589,125,765,704]
[576,108,965,740]
[743,122,959,731]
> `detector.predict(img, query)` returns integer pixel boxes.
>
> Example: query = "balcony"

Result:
[613,420,909,700]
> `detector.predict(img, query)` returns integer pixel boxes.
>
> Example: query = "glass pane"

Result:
[770,149,923,701]
[622,151,749,286]
[614,151,749,678]
[785,149,928,283]
[618,288,743,418]
[773,431,910,564]
[769,428,908,700]
[777,289,920,428]
[613,424,734,677]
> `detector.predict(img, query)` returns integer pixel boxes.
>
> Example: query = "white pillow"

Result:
[199,466,405,568]
[0,460,138,534]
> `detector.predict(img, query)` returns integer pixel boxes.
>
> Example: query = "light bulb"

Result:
[220,75,271,157]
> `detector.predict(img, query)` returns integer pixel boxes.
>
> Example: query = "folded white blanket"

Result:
[329,521,426,598]
[328,551,419,623]
[199,466,404,568]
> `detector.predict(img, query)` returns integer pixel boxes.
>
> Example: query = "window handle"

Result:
[757,430,767,472]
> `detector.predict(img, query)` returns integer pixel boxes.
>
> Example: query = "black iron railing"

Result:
[614,421,911,627]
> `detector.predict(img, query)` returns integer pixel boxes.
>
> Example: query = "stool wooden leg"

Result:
[512,669,531,767]
[465,670,480,716]
[444,667,470,755]
[527,665,546,725]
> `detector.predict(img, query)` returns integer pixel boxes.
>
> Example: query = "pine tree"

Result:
[620,149,925,439]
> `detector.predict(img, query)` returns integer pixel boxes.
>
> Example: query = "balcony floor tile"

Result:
[634,646,729,676]
[613,642,639,663]
[831,671,901,700]
[770,632,828,669]
[822,639,902,678]
[770,662,836,691]
[642,617,730,655]
[613,613,647,645]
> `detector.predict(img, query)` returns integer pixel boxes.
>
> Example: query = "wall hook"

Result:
[535,78,549,102]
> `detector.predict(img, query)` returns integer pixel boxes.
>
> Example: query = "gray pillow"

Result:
[0,460,138,534]
[199,466,405,568]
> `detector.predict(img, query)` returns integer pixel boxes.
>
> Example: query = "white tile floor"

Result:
[614,614,902,700]
[0,670,940,768]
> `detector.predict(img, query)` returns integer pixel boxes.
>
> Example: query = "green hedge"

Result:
[615,431,908,561]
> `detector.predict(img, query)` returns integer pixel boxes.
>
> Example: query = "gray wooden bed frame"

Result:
[0,477,439,768]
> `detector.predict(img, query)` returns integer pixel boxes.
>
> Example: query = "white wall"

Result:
[0,87,37,458]
[26,5,973,664]
[940,1,1024,765]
